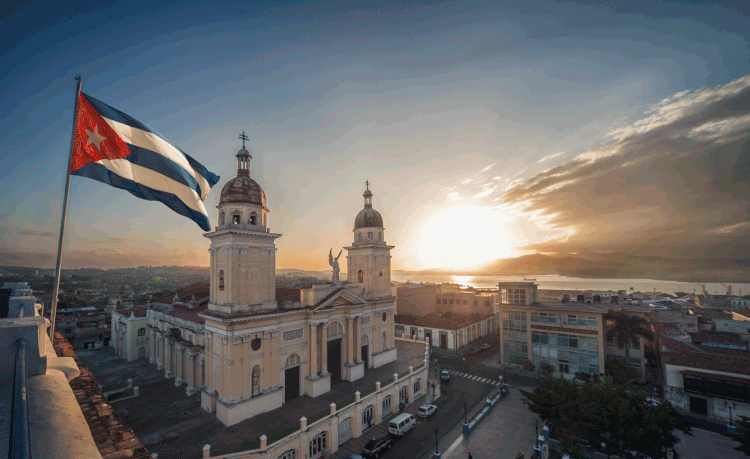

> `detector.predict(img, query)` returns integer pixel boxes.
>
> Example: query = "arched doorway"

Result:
[284,354,301,402]
[138,346,146,359]
[327,321,345,381]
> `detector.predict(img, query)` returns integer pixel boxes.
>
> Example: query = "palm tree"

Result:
[604,308,654,366]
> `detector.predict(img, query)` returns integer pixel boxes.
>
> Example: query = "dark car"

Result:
[362,436,391,458]
[479,343,490,351]
[469,347,481,355]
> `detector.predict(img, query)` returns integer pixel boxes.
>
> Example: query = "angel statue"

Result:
[329,248,343,284]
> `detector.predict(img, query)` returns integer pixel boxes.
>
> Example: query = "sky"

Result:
[1,0,749,272]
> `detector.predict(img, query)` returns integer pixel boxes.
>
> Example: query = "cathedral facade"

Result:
[182,145,399,426]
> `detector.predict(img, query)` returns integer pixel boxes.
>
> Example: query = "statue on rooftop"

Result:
[329,249,343,284]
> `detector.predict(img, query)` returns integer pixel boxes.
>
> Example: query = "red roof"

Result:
[665,351,750,376]
[733,309,750,320]
[153,282,210,305]
[396,312,494,330]
[660,335,701,355]
[114,305,148,318]
[689,330,746,347]
[173,304,208,324]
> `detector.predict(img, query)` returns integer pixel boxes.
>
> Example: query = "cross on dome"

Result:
[238,130,249,148]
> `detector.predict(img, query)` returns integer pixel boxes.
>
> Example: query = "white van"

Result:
[388,413,416,436]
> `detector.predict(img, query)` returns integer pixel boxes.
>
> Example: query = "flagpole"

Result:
[49,76,82,342]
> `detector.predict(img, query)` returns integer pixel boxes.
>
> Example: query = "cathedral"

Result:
[147,141,398,426]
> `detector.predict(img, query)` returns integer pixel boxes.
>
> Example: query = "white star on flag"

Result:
[86,125,107,150]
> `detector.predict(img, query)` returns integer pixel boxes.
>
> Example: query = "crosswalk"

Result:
[444,370,505,386]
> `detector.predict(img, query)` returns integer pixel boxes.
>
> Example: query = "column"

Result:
[156,336,164,370]
[174,344,183,386]
[355,318,362,362]
[320,321,328,375]
[186,350,196,394]
[347,317,355,364]
[164,340,173,378]
[309,323,318,377]
[149,329,156,364]
[388,311,394,348]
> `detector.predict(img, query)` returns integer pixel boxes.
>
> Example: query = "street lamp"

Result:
[434,425,439,455]
[463,400,468,424]
[725,401,737,426]
[535,420,539,438]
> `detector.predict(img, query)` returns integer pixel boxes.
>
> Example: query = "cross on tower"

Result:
[365,180,370,190]
[238,130,249,148]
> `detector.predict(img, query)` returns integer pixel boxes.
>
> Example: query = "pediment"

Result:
[313,288,367,312]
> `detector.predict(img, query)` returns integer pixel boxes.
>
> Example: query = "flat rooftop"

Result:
[501,301,650,314]
[78,340,427,456]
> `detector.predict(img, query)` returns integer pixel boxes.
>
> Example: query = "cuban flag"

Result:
[71,93,219,231]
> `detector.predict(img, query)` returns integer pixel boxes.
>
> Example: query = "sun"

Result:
[415,204,517,270]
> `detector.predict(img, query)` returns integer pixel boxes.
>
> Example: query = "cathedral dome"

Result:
[219,175,267,207]
[354,182,383,228]
[219,141,267,208]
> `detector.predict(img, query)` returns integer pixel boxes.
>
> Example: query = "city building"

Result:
[146,146,397,426]
[395,283,438,316]
[660,335,750,423]
[497,281,651,380]
[111,305,150,360]
[394,311,496,355]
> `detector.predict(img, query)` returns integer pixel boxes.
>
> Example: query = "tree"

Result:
[604,309,654,366]
[723,415,750,456]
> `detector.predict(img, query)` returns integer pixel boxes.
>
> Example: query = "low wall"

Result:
[206,339,430,459]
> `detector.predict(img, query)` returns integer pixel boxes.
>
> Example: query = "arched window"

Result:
[252,365,261,396]
[379,232,382,241]
[220,212,225,225]
[383,331,387,351]
[382,395,392,414]
[250,212,258,225]
[309,432,327,458]
[232,211,241,224]
[327,321,344,338]
[357,233,361,241]
[278,450,296,459]
[219,270,225,291]
[368,232,372,240]
[362,405,374,429]
[285,354,301,368]
[358,270,364,283]
[138,328,146,337]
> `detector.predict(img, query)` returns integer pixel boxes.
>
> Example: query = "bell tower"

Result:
[204,132,281,314]
[344,181,394,300]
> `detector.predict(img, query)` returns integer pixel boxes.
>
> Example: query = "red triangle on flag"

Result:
[71,94,133,173]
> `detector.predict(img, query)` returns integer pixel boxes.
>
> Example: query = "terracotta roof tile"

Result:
[689,330,747,346]
[153,282,210,305]
[113,305,148,318]
[396,312,494,330]
[665,350,750,376]
[276,287,301,304]
[733,309,750,320]
[53,333,151,459]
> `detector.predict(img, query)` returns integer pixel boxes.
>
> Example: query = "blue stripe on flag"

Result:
[73,162,211,231]
[122,144,204,200]
[181,148,220,188]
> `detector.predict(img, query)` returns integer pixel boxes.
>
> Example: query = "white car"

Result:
[418,404,437,418]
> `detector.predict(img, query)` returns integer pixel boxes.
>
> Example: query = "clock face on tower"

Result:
[249,268,260,281]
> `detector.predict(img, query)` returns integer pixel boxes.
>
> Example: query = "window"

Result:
[368,232,372,240]
[232,212,240,224]
[358,270,364,283]
[250,212,258,225]
[414,378,421,395]
[309,432,327,457]
[630,338,640,350]
[379,271,383,277]
[138,328,146,337]
[285,354,301,368]
[379,233,382,240]
[220,212,225,225]
[219,270,225,291]
[278,450,296,459]
[362,405,374,428]
[358,234,362,241]
[500,288,527,305]
[383,331,387,351]
[382,395,392,414]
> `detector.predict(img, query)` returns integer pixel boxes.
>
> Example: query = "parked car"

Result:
[418,404,437,418]
[388,413,416,437]
[469,347,481,355]
[441,369,450,381]
[362,436,391,458]
[479,343,490,351]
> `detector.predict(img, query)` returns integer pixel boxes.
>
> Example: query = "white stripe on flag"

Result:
[96,158,208,215]
[103,117,212,199]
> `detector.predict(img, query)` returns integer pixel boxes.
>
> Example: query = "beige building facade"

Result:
[142,147,398,427]
[111,306,150,361]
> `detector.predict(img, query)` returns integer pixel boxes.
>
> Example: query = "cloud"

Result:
[480,164,495,173]
[16,229,55,237]
[536,152,565,163]
[499,74,750,260]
